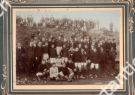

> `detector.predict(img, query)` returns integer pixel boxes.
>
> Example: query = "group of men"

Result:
[16,29,118,82]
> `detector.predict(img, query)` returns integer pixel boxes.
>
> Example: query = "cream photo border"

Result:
[12,8,123,91]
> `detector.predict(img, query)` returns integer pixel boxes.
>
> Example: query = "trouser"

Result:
[87,63,91,76]
[28,58,34,75]
[81,62,87,76]
[20,60,27,74]
[50,75,59,81]
[38,56,42,65]
[111,58,115,69]
[37,72,49,79]
[34,58,38,73]
[100,60,105,71]
[68,72,74,80]
[16,58,20,75]
[56,46,62,55]
[75,62,83,76]
[91,63,99,76]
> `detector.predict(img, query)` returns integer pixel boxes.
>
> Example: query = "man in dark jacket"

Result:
[109,47,117,69]
[112,39,116,50]
[42,42,49,61]
[61,44,68,63]
[33,42,38,73]
[59,63,74,82]
[68,47,75,61]
[73,37,79,49]
[48,38,52,49]
[99,47,107,77]
[90,47,99,78]
[16,43,25,75]
[86,38,91,50]
[27,42,34,75]
[73,48,81,78]
[36,59,50,80]
[24,35,29,47]
[37,42,43,67]
[49,44,57,64]
[80,49,87,78]
[56,36,63,55]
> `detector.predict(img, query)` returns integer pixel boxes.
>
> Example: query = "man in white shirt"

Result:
[49,63,59,81]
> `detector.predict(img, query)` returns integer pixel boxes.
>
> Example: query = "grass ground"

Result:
[16,73,119,85]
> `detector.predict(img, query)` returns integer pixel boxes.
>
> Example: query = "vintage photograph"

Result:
[15,9,120,85]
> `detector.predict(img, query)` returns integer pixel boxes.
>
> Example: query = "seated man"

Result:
[49,63,59,81]
[66,58,76,80]
[36,59,50,80]
[66,58,76,73]
[59,63,74,82]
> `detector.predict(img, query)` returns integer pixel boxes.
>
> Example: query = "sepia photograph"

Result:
[14,8,122,86]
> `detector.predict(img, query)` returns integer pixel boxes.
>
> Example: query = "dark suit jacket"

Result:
[49,48,57,58]
[61,47,68,57]
[28,46,34,59]
[73,51,81,62]
[16,47,25,61]
[99,51,107,61]
[90,50,99,63]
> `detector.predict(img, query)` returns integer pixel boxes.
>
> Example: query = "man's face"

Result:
[45,43,48,46]
[87,60,90,63]
[52,64,56,67]
[84,45,87,48]
[101,48,103,52]
[63,45,65,48]
[81,49,84,53]
[76,48,79,51]
[42,60,46,64]
[81,39,83,42]
[51,45,54,48]
[78,44,81,48]
[42,38,45,42]
[49,39,51,42]
[18,43,21,47]
[58,37,61,40]
[68,60,72,63]
[64,38,67,42]
[38,42,42,47]
[84,39,86,42]
[74,37,76,41]
[30,42,33,46]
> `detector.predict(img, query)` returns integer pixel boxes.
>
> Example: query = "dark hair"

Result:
[52,63,56,65]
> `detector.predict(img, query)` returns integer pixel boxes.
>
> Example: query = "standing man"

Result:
[37,42,43,67]
[61,44,68,63]
[16,43,25,75]
[27,42,34,75]
[73,48,81,78]
[90,47,99,78]
[56,36,63,55]
[109,47,117,69]
[49,44,57,64]
[33,41,38,73]
[80,49,87,78]
[99,47,107,77]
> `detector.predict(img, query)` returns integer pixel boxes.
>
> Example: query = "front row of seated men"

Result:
[36,58,75,82]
